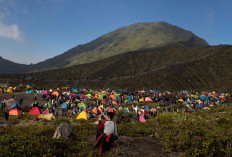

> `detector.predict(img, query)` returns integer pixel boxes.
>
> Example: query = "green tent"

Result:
[86,94,92,97]
[78,103,86,109]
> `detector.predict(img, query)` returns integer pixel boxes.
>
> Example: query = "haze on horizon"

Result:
[0,0,231,64]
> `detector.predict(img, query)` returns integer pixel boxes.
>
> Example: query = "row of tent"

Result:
[8,106,88,121]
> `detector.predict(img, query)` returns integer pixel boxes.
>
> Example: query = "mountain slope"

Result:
[31,22,208,71]
[106,45,232,91]
[1,45,231,91]
[28,45,215,80]
[0,57,31,74]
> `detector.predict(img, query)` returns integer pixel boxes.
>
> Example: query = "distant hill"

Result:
[8,45,230,91]
[0,57,31,74]
[31,22,208,71]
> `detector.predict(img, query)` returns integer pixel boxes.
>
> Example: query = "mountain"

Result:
[0,57,31,74]
[0,22,208,74]
[31,22,208,71]
[8,45,230,91]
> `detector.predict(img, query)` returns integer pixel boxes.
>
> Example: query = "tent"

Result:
[8,103,18,110]
[145,97,153,102]
[43,109,51,114]
[80,95,87,99]
[139,115,146,122]
[92,107,98,114]
[26,90,34,94]
[9,108,22,116]
[110,95,116,100]
[26,85,32,90]
[38,113,55,121]
[78,103,86,109]
[178,99,184,102]
[144,106,150,111]
[52,91,59,97]
[7,88,13,93]
[70,93,75,97]
[29,107,42,115]
[76,111,87,120]
[86,93,92,97]
[71,88,78,92]
[139,98,144,102]
[60,103,68,109]
[42,90,51,95]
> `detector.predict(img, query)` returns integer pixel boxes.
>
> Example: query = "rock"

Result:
[154,133,160,139]
[53,122,72,139]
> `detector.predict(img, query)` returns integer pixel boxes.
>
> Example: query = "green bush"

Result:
[154,108,232,156]
[0,125,98,156]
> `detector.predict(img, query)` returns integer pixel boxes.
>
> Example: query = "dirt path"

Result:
[88,136,178,157]
[115,136,178,157]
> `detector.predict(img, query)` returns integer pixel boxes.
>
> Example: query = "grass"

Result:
[1,106,232,156]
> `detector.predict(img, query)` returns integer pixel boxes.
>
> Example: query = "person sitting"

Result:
[95,112,118,153]
[96,115,106,139]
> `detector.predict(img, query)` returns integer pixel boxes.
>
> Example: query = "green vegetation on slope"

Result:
[31,22,208,71]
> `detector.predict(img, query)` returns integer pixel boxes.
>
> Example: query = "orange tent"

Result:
[9,108,22,116]
[113,101,118,105]
[110,95,116,99]
[52,91,59,97]
[145,97,153,102]
[92,107,98,114]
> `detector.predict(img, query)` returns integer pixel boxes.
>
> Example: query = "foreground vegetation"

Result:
[0,106,232,156]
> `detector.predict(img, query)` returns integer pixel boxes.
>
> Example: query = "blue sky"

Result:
[0,0,231,64]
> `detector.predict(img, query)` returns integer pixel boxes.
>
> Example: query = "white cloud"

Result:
[0,12,25,42]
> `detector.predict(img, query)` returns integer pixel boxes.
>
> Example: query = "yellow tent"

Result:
[139,98,144,102]
[178,99,184,102]
[98,105,104,110]
[7,88,13,93]
[38,113,56,121]
[76,111,87,120]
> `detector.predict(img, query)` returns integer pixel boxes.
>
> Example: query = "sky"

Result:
[0,0,231,64]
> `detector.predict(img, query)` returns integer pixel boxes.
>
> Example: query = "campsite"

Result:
[0,0,232,156]
[0,87,232,156]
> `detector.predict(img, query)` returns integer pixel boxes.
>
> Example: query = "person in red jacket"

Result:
[96,115,106,139]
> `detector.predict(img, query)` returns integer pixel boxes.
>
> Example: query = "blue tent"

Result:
[128,96,133,101]
[9,103,19,110]
[144,106,149,111]
[60,103,68,109]
[71,88,78,92]
[26,90,34,94]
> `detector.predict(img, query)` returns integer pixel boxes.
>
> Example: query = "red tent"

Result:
[29,107,42,115]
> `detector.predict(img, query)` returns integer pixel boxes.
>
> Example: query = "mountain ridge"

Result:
[0,21,209,74]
